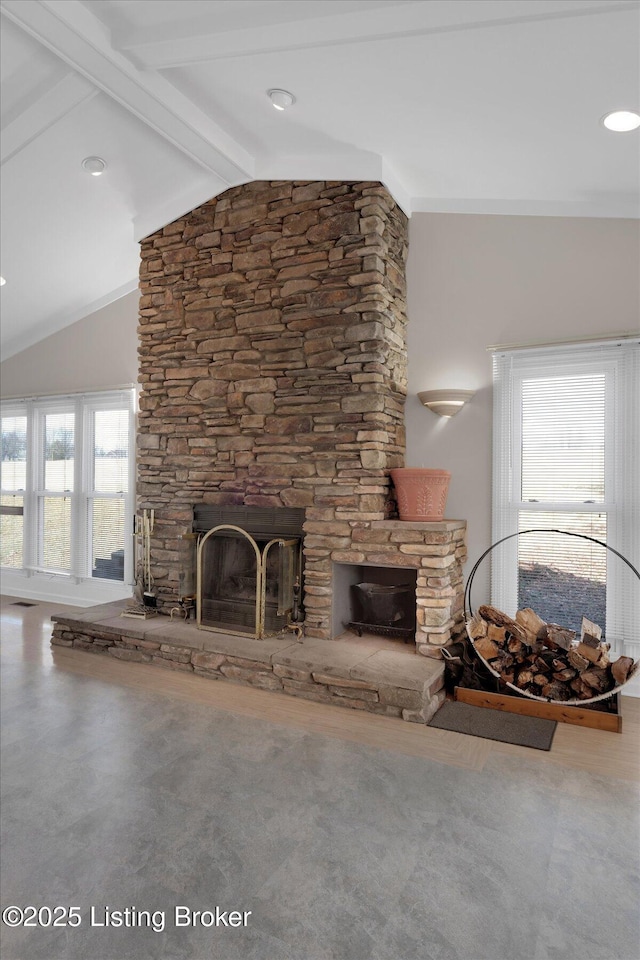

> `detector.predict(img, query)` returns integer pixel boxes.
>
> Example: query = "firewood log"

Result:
[467,614,488,639]
[539,650,557,667]
[553,667,577,683]
[478,605,526,642]
[546,624,576,651]
[495,652,515,672]
[611,656,635,685]
[570,677,593,699]
[515,608,547,644]
[581,667,611,693]
[507,636,529,659]
[474,637,501,661]
[516,668,534,686]
[568,648,590,672]
[541,681,572,701]
[487,624,507,644]
[580,616,602,648]
[576,641,609,665]
[534,656,551,674]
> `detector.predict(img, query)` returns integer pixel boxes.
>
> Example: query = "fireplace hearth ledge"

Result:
[51,600,445,723]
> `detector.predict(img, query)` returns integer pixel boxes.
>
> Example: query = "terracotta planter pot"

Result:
[390,468,451,521]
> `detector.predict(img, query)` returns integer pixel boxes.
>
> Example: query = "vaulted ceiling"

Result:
[1,0,638,358]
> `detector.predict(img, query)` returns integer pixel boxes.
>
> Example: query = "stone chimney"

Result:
[137,180,464,649]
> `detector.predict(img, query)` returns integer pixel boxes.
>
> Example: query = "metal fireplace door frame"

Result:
[196,524,300,639]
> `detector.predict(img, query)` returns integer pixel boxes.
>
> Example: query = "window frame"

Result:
[492,339,639,656]
[1,389,136,593]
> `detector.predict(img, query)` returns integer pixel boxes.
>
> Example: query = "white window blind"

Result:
[492,339,639,656]
[0,390,135,586]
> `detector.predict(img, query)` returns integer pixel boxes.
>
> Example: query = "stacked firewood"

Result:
[468,605,638,702]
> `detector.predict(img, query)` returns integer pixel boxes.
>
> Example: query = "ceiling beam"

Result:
[0,0,255,184]
[1,71,96,165]
[115,0,639,68]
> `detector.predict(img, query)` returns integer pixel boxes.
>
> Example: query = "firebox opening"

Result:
[193,505,305,639]
[332,563,417,641]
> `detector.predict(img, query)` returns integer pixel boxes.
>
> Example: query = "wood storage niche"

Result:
[464,529,639,706]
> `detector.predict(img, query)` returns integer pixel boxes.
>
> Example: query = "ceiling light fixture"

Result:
[418,390,475,418]
[267,89,295,111]
[602,110,640,132]
[81,156,107,176]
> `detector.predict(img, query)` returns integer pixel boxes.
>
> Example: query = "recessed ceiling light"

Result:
[0,277,5,286]
[267,89,295,111]
[602,110,640,132]
[81,156,107,175]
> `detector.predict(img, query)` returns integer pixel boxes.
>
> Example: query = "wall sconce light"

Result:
[418,389,475,418]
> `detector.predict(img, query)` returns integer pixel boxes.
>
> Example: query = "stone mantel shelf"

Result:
[372,520,466,531]
[51,600,445,724]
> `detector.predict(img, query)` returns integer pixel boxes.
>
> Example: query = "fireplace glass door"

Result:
[197,523,300,638]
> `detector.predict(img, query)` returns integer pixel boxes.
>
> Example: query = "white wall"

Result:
[406,213,640,604]
[0,290,139,398]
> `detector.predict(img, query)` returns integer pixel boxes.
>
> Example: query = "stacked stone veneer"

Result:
[136,179,466,653]
[335,519,466,656]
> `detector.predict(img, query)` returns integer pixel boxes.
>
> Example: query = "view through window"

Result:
[517,373,607,633]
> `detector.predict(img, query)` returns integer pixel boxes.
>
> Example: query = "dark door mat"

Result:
[428,700,557,751]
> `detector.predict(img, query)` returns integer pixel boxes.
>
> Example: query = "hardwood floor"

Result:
[3,595,639,782]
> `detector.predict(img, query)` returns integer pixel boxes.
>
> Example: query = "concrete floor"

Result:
[1,596,639,960]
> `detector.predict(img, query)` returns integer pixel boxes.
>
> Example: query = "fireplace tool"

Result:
[171,533,198,621]
[285,575,304,640]
[141,509,156,608]
[120,509,157,619]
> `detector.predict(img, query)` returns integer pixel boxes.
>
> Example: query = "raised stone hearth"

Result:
[51,601,445,724]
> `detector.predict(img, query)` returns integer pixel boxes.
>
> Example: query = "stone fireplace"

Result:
[135,179,466,657]
[50,180,468,723]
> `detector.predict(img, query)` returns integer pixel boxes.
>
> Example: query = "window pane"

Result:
[1,416,27,491]
[41,496,71,570]
[517,511,607,634]
[91,498,125,581]
[94,410,129,493]
[521,375,605,503]
[1,494,24,567]
[45,413,74,491]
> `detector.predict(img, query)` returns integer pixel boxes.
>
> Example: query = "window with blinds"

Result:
[492,340,639,656]
[0,390,135,585]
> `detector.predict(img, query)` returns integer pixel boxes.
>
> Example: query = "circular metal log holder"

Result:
[463,529,640,706]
